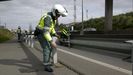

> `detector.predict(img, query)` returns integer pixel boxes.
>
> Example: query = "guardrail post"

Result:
[52,36,58,64]
[30,34,34,48]
[28,35,31,46]
[52,48,58,64]
[24,34,34,48]
[25,34,28,44]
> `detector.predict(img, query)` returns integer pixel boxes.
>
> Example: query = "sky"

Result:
[0,0,132,30]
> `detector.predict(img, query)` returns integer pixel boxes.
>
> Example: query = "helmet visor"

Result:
[61,12,68,17]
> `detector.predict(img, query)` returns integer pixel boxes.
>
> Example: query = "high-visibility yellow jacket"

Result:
[17,28,21,33]
[59,26,69,36]
[37,12,56,41]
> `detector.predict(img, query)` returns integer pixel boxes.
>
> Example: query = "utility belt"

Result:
[34,26,55,37]
[34,27,43,36]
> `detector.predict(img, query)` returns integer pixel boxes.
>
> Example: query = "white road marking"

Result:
[58,48,132,75]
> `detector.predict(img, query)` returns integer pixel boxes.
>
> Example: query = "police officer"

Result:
[59,25,69,41]
[17,26,21,41]
[36,4,68,72]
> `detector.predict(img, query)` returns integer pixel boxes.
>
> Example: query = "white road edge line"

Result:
[58,48,132,75]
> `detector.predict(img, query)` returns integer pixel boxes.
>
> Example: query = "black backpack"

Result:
[34,27,40,36]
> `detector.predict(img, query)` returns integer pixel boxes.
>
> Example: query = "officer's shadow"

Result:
[0,58,32,71]
[0,58,54,75]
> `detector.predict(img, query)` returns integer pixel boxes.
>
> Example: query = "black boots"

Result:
[44,65,53,72]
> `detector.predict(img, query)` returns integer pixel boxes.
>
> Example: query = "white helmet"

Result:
[52,4,68,17]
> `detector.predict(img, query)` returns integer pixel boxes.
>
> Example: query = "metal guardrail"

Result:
[21,34,35,48]
[59,36,132,58]
[21,34,133,60]
[70,40,132,54]
[71,34,133,39]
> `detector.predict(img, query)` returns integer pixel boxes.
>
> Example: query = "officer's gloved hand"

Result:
[55,34,60,39]
[57,35,60,39]
[50,41,57,49]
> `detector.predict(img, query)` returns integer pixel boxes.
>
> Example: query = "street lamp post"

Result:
[80,0,84,35]
[132,0,133,12]
[86,9,88,20]
[73,0,76,31]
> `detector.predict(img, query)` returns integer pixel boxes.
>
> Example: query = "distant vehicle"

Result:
[83,28,96,31]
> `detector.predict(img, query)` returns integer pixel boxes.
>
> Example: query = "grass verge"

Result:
[0,29,14,43]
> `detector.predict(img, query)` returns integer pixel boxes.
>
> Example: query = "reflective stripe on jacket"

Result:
[59,26,68,36]
[62,29,68,36]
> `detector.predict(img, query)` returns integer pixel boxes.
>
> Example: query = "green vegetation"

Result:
[0,29,14,43]
[74,12,133,31]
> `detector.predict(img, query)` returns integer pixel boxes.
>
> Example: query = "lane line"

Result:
[58,48,132,75]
